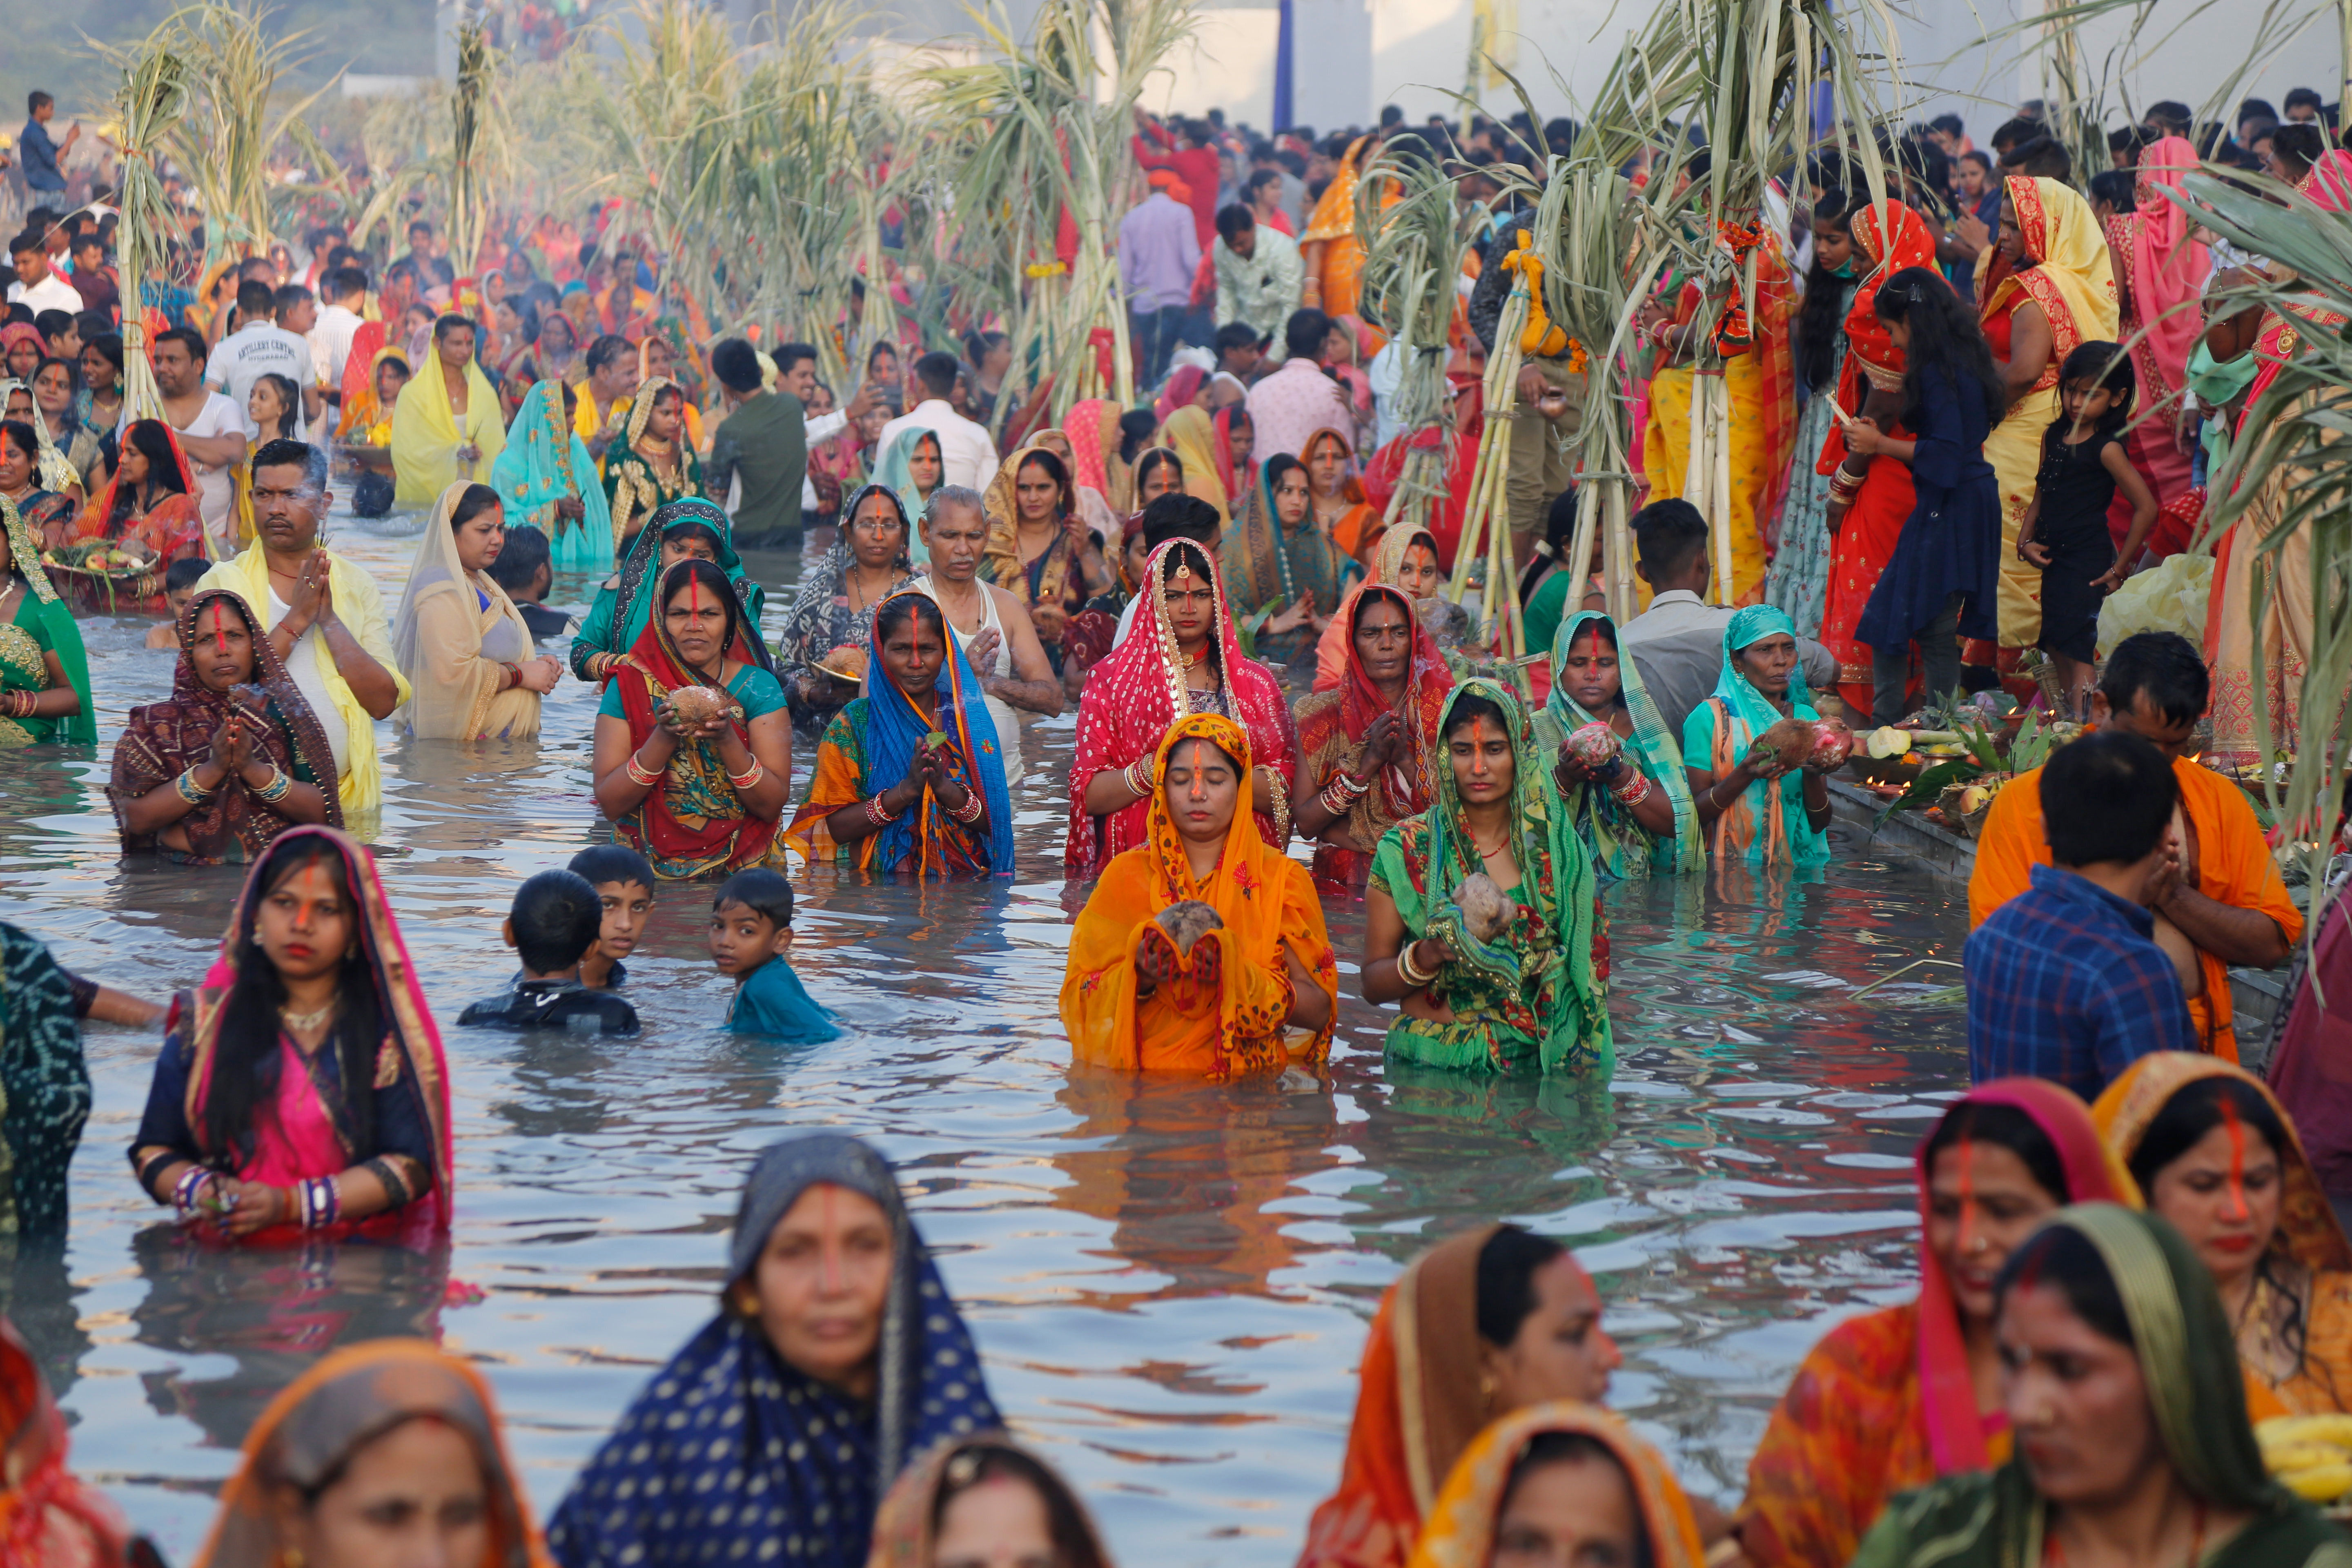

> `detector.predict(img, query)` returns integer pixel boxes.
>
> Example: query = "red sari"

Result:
[1294,584,1450,890]
[1816,201,1934,713]
[1065,541,1297,877]
[0,1319,134,1568]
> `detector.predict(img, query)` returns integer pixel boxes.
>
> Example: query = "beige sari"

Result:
[390,482,542,739]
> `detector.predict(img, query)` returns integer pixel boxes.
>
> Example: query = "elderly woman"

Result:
[548,1133,1000,1568]
[1682,606,1834,866]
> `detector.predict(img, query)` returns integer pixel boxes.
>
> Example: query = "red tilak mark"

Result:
[209,602,227,655]
[2223,1097,2250,1223]
[690,575,703,615]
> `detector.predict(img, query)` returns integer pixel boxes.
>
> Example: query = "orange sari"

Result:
[2094,1054,2352,1419]
[1303,138,1385,321]
[1060,713,1336,1078]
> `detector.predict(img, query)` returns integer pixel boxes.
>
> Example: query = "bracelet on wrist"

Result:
[864,793,902,828]
[727,759,765,792]
[624,752,662,788]
[948,787,985,825]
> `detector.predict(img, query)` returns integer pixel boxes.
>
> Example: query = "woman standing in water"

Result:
[0,493,94,746]
[548,1133,1000,1568]
[1681,606,1833,866]
[129,826,452,1243]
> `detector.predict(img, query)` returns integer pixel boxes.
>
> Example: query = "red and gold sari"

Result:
[1294,584,1450,890]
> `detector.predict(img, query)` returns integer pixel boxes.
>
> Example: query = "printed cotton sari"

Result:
[1061,713,1337,1078]
[1295,584,1452,890]
[1737,1080,2138,1568]
[491,379,615,572]
[109,588,342,863]
[775,484,914,732]
[547,1134,1000,1568]
[1679,605,1827,866]
[389,482,542,739]
[1066,541,1297,877]
[1849,1206,2352,1568]
[1407,1403,1707,1568]
[1538,610,1697,878]
[0,493,96,746]
[130,825,454,1245]
[2096,1053,2352,1419]
[789,590,1014,877]
[0,923,97,1239]
[192,1340,550,1568]
[1370,680,1613,1075]
[570,497,768,685]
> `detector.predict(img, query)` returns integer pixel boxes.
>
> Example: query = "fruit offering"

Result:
[2260,1415,2352,1502]
[1156,900,1224,955]
[1452,872,1513,944]
[665,686,728,726]
[1747,717,1815,772]
[1561,722,1623,770]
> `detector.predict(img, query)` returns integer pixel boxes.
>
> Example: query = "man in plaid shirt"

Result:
[1964,729,2195,1098]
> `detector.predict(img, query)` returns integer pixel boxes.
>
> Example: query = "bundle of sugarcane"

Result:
[100,42,190,435]
[2170,167,2352,898]
[153,2,339,267]
[1353,134,1478,550]
[445,23,503,282]
[1446,258,1531,655]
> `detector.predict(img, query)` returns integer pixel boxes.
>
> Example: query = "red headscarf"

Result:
[1155,363,1206,423]
[1065,540,1296,877]
[0,1317,134,1568]
[1841,200,1940,394]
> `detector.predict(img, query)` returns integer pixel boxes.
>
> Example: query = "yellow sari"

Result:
[391,341,508,508]
[1978,176,2117,647]
[1161,405,1230,523]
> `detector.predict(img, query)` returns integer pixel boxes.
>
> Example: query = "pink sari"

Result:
[2105,136,2207,509]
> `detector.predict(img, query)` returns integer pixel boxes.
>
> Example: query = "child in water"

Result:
[568,844,654,990]
[459,870,641,1036]
[710,869,838,1042]
[145,558,212,648]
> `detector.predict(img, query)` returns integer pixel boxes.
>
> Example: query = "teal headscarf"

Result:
[1679,603,1826,866]
[491,380,615,574]
[873,427,941,566]
[0,495,94,746]
[1368,679,1614,1076]
[1540,609,1697,878]
[596,498,771,677]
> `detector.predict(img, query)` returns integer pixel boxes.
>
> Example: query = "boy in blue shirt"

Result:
[711,869,837,1042]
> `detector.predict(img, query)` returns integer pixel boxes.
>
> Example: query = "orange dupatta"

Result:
[1408,1403,1705,1568]
[1060,713,1336,1078]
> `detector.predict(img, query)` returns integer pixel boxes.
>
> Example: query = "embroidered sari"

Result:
[1679,605,1827,866]
[130,825,454,1245]
[1066,541,1297,877]
[1370,680,1613,1075]
[1315,525,1448,691]
[1221,458,1347,666]
[109,588,342,863]
[1295,584,1451,890]
[491,379,615,572]
[788,590,1014,877]
[389,339,506,507]
[600,375,706,547]
[0,494,95,746]
[1817,201,1936,712]
[192,1340,550,1568]
[1061,712,1337,1078]
[1849,1206,2352,1568]
[1737,1080,2138,1568]
[1408,1403,1707,1568]
[604,561,792,880]
[0,1314,134,1567]
[1978,176,2117,648]
[0,924,96,1240]
[1537,610,1697,878]
[2096,1054,2352,1418]
[547,1134,1000,1568]
[390,482,542,739]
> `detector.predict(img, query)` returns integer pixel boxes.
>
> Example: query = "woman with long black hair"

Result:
[1838,265,2004,723]
[1764,189,1860,638]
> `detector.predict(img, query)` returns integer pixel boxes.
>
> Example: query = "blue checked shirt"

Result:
[1965,862,2196,1099]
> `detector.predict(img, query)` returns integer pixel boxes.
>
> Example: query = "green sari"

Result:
[1854,1205,2352,1568]
[1535,609,1698,878]
[1219,461,1345,668]
[0,496,94,747]
[570,498,770,684]
[1368,679,1613,1076]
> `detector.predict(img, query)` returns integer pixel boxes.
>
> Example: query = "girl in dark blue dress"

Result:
[1838,265,2007,725]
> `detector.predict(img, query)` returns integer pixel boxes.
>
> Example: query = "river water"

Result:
[0,510,1970,1566]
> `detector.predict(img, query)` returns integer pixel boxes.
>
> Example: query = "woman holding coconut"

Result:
[1681,606,1845,867]
[788,592,1014,878]
[592,558,796,880]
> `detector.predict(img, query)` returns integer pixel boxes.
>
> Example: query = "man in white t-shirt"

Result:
[6,231,84,314]
[309,266,369,403]
[151,327,250,545]
[875,351,1000,492]
[207,278,321,436]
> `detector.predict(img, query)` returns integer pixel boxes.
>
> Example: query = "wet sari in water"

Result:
[548,1133,1000,1568]
[1065,541,1297,878]
[1295,584,1450,891]
[0,924,96,1239]
[1680,605,1827,867]
[1061,713,1337,1078]
[191,1339,550,1568]
[108,588,341,864]
[789,590,1014,877]
[0,495,94,747]
[1408,1403,1707,1568]
[1737,1080,2138,1568]
[390,482,543,739]
[1537,610,1697,878]
[570,497,768,684]
[978,444,1091,668]
[775,484,914,733]
[1850,1206,2352,1568]
[492,379,615,572]
[129,825,454,1245]
[389,339,506,508]
[0,1314,134,1567]
[1370,680,1613,1075]
[2096,1053,2352,1418]
[601,375,706,548]
[70,419,205,570]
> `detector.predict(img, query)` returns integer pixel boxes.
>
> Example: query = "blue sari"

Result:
[547,1134,999,1568]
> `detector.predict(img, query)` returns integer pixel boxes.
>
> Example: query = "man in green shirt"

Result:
[706,337,807,550]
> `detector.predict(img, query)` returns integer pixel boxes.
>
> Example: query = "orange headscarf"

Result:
[1406,1402,1706,1568]
[1059,712,1335,1078]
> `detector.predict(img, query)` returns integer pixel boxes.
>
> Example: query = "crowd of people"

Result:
[2,68,2352,1568]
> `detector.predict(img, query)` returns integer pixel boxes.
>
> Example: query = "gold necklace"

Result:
[281,996,338,1032]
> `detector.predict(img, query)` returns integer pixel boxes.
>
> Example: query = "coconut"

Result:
[1804,717,1855,771]
[1748,716,1815,771]
[1452,872,1513,944]
[820,644,870,682]
[1156,900,1225,956]
[1561,721,1623,770]
[666,686,729,726]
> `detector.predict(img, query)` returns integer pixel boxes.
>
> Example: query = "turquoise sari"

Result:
[1678,604,1828,866]
[491,380,615,573]
[872,428,941,566]
[570,498,771,683]
[1218,461,1345,668]
[1537,610,1697,878]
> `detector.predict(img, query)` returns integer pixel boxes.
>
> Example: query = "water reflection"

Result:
[0,513,1973,1564]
